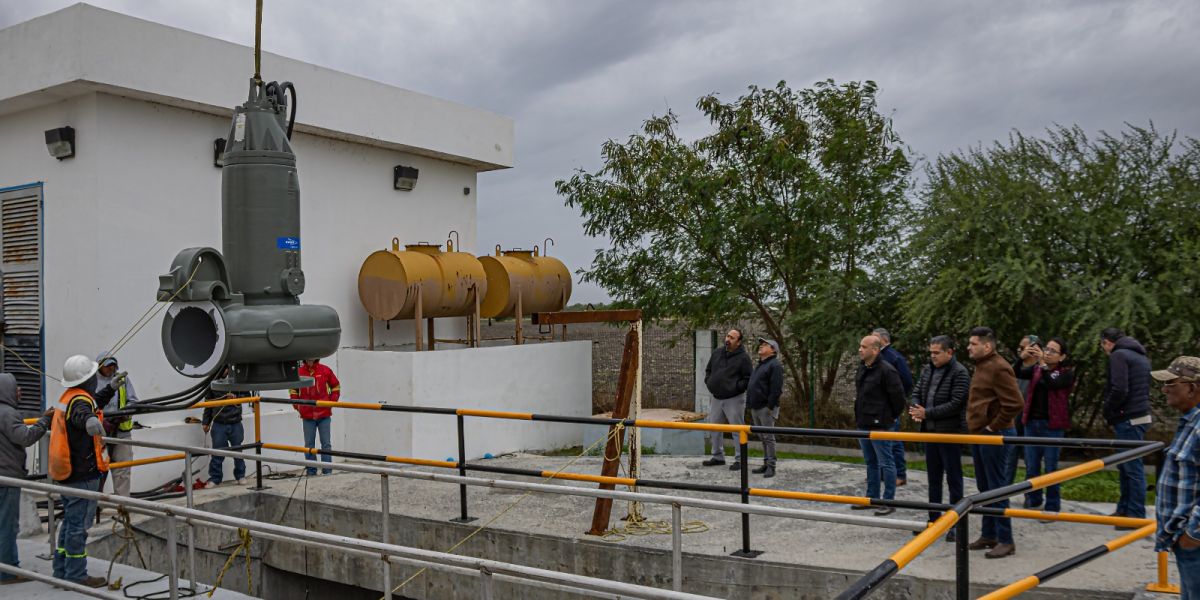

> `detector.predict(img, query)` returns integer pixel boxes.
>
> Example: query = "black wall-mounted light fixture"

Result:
[44,126,75,160]
[393,165,419,191]
[463,187,471,195]
[214,138,227,168]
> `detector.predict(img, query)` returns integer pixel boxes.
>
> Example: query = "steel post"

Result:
[253,400,267,491]
[166,516,179,600]
[480,566,495,600]
[46,492,56,559]
[451,414,476,523]
[731,438,761,558]
[955,517,969,600]
[382,474,392,600]
[183,451,197,591]
[672,502,682,591]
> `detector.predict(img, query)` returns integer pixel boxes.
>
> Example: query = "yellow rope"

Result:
[104,507,148,588]
[383,423,626,598]
[107,258,204,357]
[208,528,253,597]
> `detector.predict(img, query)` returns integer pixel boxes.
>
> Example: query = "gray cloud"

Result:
[4,0,1197,302]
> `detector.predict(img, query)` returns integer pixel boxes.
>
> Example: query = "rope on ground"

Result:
[602,424,710,543]
[208,528,253,598]
[105,506,148,587]
[382,422,628,599]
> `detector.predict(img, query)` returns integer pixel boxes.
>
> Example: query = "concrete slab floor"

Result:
[6,538,259,599]
[71,454,1182,598]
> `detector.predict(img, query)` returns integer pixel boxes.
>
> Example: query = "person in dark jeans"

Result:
[965,327,1025,559]
[0,374,52,585]
[1007,335,1041,485]
[908,335,969,540]
[1100,328,1152,522]
[853,335,906,515]
[202,366,247,487]
[1020,337,1074,514]
[745,338,784,478]
[873,328,914,486]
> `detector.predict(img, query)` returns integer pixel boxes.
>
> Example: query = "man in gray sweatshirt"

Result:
[0,373,52,584]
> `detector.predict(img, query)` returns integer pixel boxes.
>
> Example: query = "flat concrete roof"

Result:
[0,3,514,171]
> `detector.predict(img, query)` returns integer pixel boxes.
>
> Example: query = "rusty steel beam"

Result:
[532,309,642,325]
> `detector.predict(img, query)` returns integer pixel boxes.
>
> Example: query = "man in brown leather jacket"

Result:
[965,327,1024,559]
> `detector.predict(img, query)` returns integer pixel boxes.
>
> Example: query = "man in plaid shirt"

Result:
[1151,356,1200,599]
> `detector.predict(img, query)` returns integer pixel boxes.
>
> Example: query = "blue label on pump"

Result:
[277,236,300,250]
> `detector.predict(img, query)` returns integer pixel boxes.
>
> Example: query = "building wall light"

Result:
[214,138,227,168]
[393,165,419,191]
[45,126,75,160]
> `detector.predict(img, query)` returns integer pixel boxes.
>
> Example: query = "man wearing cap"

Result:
[702,329,753,470]
[95,354,135,496]
[744,338,784,478]
[1151,356,1200,598]
[853,335,906,514]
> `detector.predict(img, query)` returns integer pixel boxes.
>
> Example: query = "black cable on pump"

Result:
[280,81,296,139]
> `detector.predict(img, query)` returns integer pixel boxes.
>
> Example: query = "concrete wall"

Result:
[337,342,592,461]
[0,91,483,490]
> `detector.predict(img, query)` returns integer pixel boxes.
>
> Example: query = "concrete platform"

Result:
[8,538,258,599]
[75,454,1180,599]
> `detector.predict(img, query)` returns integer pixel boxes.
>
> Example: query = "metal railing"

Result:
[28,394,1177,598]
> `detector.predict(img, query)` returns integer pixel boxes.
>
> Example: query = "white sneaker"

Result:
[203,481,218,489]
[235,478,246,486]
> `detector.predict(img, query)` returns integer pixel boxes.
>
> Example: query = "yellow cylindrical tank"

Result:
[357,238,488,320]
[478,245,572,318]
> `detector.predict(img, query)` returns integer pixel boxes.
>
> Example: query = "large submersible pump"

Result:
[157,79,341,390]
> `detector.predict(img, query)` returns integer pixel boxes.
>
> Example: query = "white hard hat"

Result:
[62,354,99,388]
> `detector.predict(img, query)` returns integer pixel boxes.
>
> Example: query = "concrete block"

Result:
[581,423,705,455]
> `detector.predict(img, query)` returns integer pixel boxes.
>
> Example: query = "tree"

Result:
[557,80,913,422]
[902,124,1200,431]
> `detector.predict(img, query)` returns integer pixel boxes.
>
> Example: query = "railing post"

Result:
[252,399,268,491]
[183,451,197,591]
[479,566,495,600]
[381,474,392,600]
[166,516,179,600]
[672,502,683,591]
[46,492,56,559]
[731,433,761,558]
[955,516,969,600]
[451,414,476,523]
[1145,550,1181,593]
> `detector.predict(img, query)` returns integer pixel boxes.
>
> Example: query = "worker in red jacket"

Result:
[290,359,340,475]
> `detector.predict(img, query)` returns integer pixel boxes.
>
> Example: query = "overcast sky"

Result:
[4,1,1198,302]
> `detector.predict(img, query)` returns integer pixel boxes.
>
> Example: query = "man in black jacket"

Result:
[1101,327,1152,520]
[908,335,970,533]
[745,338,784,478]
[854,335,906,514]
[702,329,753,469]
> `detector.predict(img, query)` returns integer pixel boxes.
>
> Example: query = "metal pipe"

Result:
[0,476,720,600]
[382,474,392,600]
[253,399,264,491]
[671,503,682,592]
[454,413,476,523]
[103,436,926,531]
[166,515,179,600]
[0,563,113,599]
[46,492,56,559]
[184,450,196,591]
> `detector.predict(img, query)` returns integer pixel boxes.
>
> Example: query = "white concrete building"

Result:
[0,4,590,489]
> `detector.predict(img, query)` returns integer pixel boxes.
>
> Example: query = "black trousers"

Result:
[925,442,964,523]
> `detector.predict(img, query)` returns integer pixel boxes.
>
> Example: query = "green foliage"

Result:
[902,124,1200,430]
[557,80,913,413]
